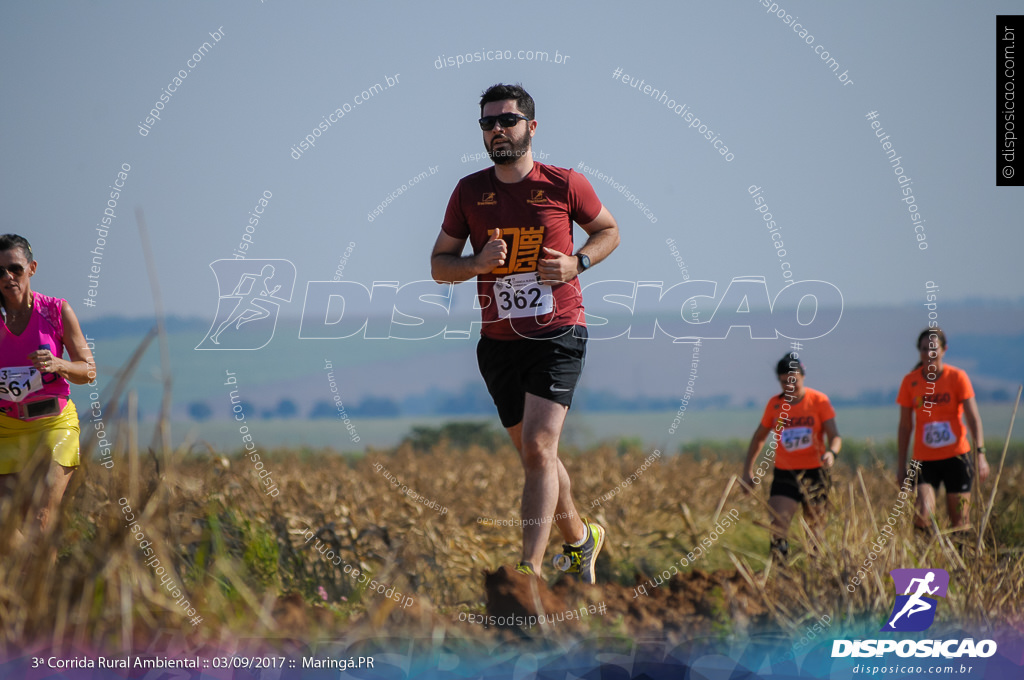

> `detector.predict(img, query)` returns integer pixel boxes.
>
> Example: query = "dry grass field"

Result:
[1,428,1022,657]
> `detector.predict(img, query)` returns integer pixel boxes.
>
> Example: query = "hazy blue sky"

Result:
[2,1,1021,324]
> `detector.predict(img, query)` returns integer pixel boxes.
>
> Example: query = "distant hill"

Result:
[82,315,210,339]
[74,300,1024,421]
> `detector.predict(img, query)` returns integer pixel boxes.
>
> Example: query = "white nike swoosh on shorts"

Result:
[550,386,571,392]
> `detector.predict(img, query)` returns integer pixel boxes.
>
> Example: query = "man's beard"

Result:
[487,133,531,165]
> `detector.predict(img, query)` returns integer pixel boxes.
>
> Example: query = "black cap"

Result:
[776,352,805,376]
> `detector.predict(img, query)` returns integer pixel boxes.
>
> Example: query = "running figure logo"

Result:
[196,259,296,350]
[881,568,949,632]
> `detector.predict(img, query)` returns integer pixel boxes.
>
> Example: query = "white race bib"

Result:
[781,426,813,451]
[922,421,955,448]
[0,366,44,403]
[493,273,554,320]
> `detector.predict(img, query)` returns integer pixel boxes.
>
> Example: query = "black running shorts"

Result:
[916,454,973,493]
[476,325,587,428]
[770,467,829,505]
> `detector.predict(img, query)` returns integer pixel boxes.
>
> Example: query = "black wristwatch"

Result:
[576,253,591,273]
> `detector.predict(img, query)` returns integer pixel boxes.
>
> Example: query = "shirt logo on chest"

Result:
[916,392,952,409]
[526,189,547,204]
[489,226,546,275]
[478,192,497,206]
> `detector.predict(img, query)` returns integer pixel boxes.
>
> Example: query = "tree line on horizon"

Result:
[184,384,1018,421]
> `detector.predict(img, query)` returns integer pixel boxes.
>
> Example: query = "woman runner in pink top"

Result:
[0,234,94,544]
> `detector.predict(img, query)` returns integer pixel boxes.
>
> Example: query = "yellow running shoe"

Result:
[552,520,605,584]
[515,561,536,576]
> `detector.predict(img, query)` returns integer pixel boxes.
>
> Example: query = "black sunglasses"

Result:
[478,113,531,131]
[0,264,25,278]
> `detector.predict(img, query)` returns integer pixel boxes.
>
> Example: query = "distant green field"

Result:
[134,403,1022,455]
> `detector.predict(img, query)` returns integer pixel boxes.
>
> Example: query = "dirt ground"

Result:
[483,564,773,638]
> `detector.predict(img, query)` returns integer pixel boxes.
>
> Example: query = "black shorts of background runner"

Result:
[770,468,829,505]
[476,325,587,428]
[916,454,973,493]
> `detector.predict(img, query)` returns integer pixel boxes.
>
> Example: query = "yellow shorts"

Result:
[0,399,80,474]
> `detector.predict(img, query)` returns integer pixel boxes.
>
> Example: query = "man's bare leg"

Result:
[915,484,937,529]
[506,393,586,570]
[946,492,970,529]
[767,495,799,542]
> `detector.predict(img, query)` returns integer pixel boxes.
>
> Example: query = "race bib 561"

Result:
[0,366,44,403]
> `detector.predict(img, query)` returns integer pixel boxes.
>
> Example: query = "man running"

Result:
[741,353,841,559]
[430,83,620,582]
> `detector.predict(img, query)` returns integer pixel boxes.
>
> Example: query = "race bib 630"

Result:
[922,421,954,448]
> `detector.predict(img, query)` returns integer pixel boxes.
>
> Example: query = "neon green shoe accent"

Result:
[553,521,605,584]
[515,561,536,576]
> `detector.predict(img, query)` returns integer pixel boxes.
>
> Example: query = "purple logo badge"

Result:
[881,568,949,632]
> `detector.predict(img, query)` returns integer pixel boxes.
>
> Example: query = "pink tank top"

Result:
[0,292,70,406]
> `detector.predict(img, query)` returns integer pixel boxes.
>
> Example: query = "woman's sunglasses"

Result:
[0,264,25,278]
[478,113,531,131]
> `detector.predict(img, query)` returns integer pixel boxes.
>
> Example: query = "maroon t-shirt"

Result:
[441,163,603,340]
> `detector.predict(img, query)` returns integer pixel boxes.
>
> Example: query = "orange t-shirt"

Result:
[896,364,974,461]
[760,387,836,470]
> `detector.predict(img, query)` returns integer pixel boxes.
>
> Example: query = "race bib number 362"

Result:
[494,273,553,320]
[0,366,43,403]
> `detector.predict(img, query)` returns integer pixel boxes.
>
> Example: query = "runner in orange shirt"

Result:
[742,352,841,559]
[896,328,989,529]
